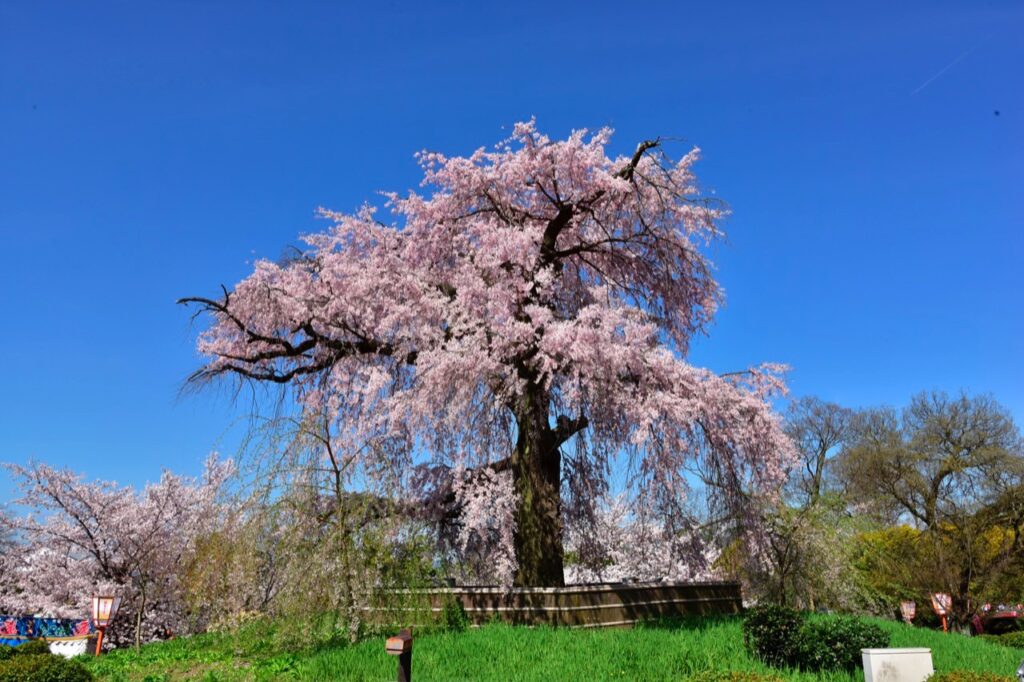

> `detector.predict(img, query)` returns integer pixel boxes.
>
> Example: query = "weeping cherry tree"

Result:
[181,122,795,587]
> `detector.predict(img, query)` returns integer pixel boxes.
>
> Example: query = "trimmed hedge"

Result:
[996,631,1024,649]
[0,653,93,682]
[978,631,1024,649]
[742,605,890,672]
[10,640,52,656]
[742,605,804,669]
[0,640,51,661]
[797,615,889,671]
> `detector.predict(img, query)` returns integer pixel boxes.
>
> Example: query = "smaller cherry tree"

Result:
[1,455,231,649]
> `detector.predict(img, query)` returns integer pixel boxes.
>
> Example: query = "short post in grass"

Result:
[386,627,413,682]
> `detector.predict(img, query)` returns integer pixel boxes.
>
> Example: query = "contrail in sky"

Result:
[910,33,994,96]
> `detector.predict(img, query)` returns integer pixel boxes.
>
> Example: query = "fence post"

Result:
[386,627,413,682]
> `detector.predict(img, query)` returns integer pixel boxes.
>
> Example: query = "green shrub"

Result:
[998,631,1024,649]
[0,653,93,682]
[927,672,1015,682]
[742,605,804,668]
[10,640,53,657]
[977,631,1024,649]
[686,672,784,682]
[441,598,470,633]
[0,647,10,662]
[796,615,889,671]
[743,606,889,672]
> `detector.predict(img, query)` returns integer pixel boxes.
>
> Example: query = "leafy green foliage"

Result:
[10,640,54,656]
[252,653,299,676]
[441,597,470,633]
[742,605,804,668]
[999,631,1024,649]
[927,672,1016,682]
[978,631,1024,649]
[81,615,1022,681]
[685,672,784,682]
[838,392,1024,625]
[0,652,93,682]
[743,606,890,672]
[796,616,889,671]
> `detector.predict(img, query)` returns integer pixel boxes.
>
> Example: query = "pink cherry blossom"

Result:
[1,455,232,647]
[182,121,796,586]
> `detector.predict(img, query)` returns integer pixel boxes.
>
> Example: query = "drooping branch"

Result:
[437,457,512,518]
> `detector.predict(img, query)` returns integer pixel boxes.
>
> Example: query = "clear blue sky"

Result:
[1,1,1021,499]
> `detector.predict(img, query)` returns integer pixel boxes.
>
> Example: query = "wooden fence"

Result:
[416,581,743,628]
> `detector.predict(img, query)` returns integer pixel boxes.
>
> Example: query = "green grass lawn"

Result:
[84,616,1024,682]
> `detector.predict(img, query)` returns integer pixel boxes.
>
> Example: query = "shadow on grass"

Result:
[634,614,743,632]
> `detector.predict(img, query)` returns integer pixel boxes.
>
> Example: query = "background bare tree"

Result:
[838,390,1024,624]
[723,397,867,611]
[785,397,854,504]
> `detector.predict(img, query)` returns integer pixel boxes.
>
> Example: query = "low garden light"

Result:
[90,595,122,656]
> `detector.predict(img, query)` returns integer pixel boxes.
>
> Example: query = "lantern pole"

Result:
[94,627,105,657]
[91,595,122,657]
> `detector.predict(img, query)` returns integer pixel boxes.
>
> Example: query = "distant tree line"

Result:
[2,389,1019,645]
[726,390,1024,628]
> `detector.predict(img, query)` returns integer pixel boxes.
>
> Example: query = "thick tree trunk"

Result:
[954,565,973,630]
[511,387,565,587]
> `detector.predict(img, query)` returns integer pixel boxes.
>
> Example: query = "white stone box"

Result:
[862,648,934,682]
